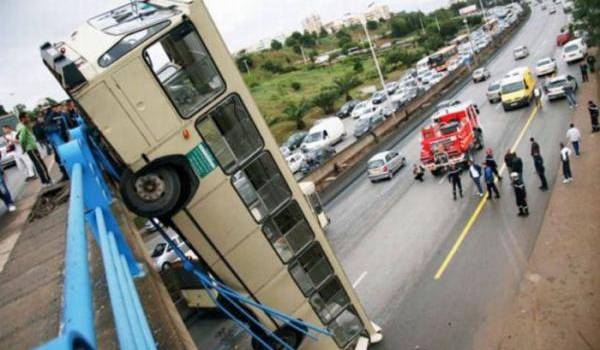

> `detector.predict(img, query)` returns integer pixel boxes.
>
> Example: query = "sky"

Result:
[0,0,447,111]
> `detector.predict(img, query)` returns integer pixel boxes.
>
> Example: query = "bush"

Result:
[271,40,283,50]
[353,60,364,73]
[291,82,302,91]
[312,87,340,114]
[367,20,378,30]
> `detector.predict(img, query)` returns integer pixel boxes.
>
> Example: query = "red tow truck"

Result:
[419,102,484,175]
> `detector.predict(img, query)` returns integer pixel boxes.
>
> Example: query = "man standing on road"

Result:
[533,153,549,191]
[510,172,529,217]
[468,160,484,197]
[485,148,502,181]
[2,125,35,180]
[588,101,599,133]
[17,114,51,186]
[530,137,540,157]
[511,152,524,181]
[483,162,501,200]
[413,164,425,182]
[447,164,463,200]
[566,123,582,157]
[580,61,589,82]
[0,165,16,212]
[563,83,578,108]
[560,142,573,183]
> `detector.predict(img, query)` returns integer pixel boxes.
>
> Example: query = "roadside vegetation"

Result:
[236,2,490,142]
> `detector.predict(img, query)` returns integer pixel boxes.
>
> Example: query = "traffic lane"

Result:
[0,165,27,215]
[381,95,574,349]
[325,5,569,325]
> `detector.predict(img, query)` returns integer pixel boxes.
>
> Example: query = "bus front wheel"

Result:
[121,166,182,218]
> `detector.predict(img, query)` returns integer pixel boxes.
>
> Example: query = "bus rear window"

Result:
[144,21,225,118]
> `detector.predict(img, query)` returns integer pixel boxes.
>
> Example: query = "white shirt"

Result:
[4,130,23,155]
[469,165,480,178]
[560,147,571,161]
[566,127,582,142]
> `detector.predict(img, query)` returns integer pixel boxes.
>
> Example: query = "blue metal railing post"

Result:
[62,163,95,348]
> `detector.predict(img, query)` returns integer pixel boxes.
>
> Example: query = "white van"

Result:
[301,117,346,152]
[562,38,587,64]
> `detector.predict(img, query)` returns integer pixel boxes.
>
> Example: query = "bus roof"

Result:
[434,44,457,55]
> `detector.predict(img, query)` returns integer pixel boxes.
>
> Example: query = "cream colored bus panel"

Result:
[113,59,182,141]
[79,82,150,163]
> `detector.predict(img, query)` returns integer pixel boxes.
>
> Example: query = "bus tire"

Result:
[120,165,182,218]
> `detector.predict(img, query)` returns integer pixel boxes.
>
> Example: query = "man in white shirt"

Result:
[565,123,582,157]
[1,125,35,180]
[468,160,484,197]
[560,142,573,183]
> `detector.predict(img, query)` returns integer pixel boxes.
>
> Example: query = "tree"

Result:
[283,99,311,130]
[573,0,600,45]
[312,87,340,114]
[302,31,316,47]
[334,74,362,101]
[438,19,461,40]
[319,27,329,38]
[270,40,283,50]
[336,29,353,47]
[366,20,378,30]
[14,104,27,115]
[285,36,299,47]
[235,54,253,72]
[353,60,364,73]
[0,105,7,115]
[390,18,411,38]
[422,33,444,52]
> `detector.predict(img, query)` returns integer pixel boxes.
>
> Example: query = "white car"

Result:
[385,81,399,94]
[562,38,587,64]
[486,81,502,103]
[535,57,557,76]
[429,72,447,86]
[447,59,462,72]
[513,46,529,60]
[286,152,305,173]
[351,100,376,119]
[472,67,491,82]
[150,235,196,271]
[367,150,406,182]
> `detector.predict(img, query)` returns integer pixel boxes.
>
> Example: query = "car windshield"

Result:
[89,1,178,35]
[564,44,579,53]
[537,59,552,66]
[501,81,525,94]
[305,132,323,143]
[474,69,484,75]
[548,79,567,88]
[488,83,500,91]
[356,118,370,128]
[151,243,166,258]
[515,47,525,52]
[368,159,385,169]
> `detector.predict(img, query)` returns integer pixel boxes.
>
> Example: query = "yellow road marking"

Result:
[434,105,539,280]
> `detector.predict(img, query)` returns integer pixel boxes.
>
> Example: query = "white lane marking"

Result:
[0,232,21,273]
[352,271,368,288]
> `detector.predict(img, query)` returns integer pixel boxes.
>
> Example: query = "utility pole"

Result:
[243,59,250,73]
[479,0,488,22]
[435,16,441,33]
[419,15,426,34]
[360,15,392,108]
[299,45,308,64]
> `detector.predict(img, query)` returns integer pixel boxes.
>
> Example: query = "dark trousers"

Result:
[537,170,548,189]
[27,149,51,184]
[452,180,463,199]
[582,71,589,82]
[491,166,502,179]
[562,160,572,179]
[486,182,500,199]
[572,141,580,156]
[50,143,69,180]
[0,176,14,207]
[414,173,424,182]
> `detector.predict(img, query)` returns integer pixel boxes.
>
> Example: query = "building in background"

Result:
[302,13,323,34]
[242,33,287,53]
[364,4,391,22]
[323,19,345,34]
[449,0,467,5]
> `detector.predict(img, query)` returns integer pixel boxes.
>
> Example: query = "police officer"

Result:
[447,164,463,200]
[511,172,529,217]
[511,152,524,181]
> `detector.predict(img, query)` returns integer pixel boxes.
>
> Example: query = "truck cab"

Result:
[420,103,483,175]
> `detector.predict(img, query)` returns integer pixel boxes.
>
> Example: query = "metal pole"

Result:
[435,16,441,32]
[360,17,391,104]
[479,0,488,22]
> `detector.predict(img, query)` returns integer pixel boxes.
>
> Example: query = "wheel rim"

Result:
[134,173,166,202]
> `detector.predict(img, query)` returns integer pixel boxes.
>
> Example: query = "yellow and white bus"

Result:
[41,1,381,349]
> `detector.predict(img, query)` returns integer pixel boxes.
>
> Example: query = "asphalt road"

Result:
[326,7,579,349]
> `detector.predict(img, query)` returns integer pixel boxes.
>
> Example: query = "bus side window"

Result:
[328,307,364,347]
[309,277,351,324]
[231,152,291,222]
[289,243,334,295]
[144,21,225,118]
[263,201,315,263]
[196,94,263,173]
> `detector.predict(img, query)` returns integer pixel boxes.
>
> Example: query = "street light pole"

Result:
[479,0,488,22]
[464,18,475,69]
[359,16,391,106]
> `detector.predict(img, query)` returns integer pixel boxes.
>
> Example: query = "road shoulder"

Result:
[497,63,600,350]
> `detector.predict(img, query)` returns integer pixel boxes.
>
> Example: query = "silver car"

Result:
[472,67,491,83]
[545,74,578,101]
[486,81,502,103]
[513,46,529,60]
[535,57,557,76]
[367,150,406,182]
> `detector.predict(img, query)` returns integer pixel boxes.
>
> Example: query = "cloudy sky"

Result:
[0,0,446,111]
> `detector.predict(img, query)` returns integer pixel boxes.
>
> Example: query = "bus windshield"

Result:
[89,1,178,35]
